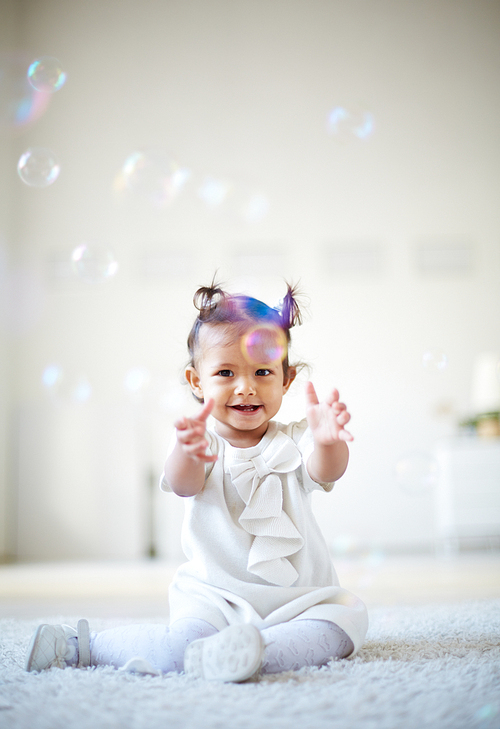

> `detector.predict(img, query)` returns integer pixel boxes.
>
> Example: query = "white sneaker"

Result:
[25,619,90,672]
[184,624,264,682]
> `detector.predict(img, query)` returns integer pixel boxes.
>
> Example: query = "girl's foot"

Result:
[25,619,90,672]
[184,624,264,682]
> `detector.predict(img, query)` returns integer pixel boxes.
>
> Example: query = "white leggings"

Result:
[77,618,353,675]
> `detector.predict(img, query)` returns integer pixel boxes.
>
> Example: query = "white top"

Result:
[160,419,368,655]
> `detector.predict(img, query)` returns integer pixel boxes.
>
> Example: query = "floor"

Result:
[1,551,499,619]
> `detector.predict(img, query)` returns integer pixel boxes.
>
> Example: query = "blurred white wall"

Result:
[1,0,499,561]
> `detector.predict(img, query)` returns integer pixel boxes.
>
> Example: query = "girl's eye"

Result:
[256,369,271,376]
[217,370,233,377]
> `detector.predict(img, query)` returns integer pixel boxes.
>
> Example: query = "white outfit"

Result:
[160,419,368,656]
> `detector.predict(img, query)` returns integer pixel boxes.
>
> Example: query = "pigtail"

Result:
[279,282,304,331]
[193,276,226,321]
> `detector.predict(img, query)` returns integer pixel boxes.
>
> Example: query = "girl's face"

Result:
[185,323,296,447]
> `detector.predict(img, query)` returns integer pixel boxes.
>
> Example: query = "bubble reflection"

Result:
[42,365,92,403]
[327,106,375,141]
[17,147,60,187]
[72,243,119,284]
[121,150,191,207]
[422,350,448,372]
[0,53,51,130]
[27,56,66,93]
[198,176,232,208]
[241,325,287,365]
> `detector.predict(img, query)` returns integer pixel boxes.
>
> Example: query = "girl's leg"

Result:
[69,618,218,673]
[260,619,353,674]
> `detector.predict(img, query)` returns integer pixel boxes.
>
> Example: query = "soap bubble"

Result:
[42,363,63,390]
[17,147,60,187]
[72,376,92,402]
[394,452,440,494]
[41,365,92,403]
[121,150,190,207]
[198,176,232,208]
[71,243,119,284]
[327,106,375,141]
[474,704,498,727]
[241,324,287,365]
[124,367,151,395]
[0,53,51,130]
[422,350,448,372]
[27,56,66,92]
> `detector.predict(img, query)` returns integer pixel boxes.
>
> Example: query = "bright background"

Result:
[1,0,499,564]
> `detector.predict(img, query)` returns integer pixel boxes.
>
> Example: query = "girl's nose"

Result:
[234,376,256,396]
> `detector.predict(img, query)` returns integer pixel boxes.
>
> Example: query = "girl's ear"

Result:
[283,366,297,394]
[185,366,204,401]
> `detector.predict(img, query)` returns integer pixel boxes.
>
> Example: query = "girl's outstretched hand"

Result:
[305,381,354,443]
[173,398,218,463]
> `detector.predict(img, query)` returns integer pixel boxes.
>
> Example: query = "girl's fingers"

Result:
[305,381,319,405]
[325,388,340,406]
[200,453,219,462]
[175,398,214,432]
[184,442,218,462]
[337,410,351,425]
[174,416,188,430]
[198,398,214,422]
[338,429,354,442]
[184,439,209,455]
[177,423,204,441]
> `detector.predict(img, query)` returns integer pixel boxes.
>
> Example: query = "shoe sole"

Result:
[184,624,264,683]
[25,624,48,672]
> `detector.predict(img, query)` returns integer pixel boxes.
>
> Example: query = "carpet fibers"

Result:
[1,600,499,729]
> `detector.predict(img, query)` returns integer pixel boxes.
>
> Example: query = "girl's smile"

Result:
[185,324,295,447]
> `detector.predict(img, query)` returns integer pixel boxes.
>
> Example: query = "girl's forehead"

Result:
[198,322,246,351]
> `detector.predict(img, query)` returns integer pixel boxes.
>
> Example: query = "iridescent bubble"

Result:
[41,365,92,403]
[72,376,92,403]
[17,147,60,187]
[474,704,498,726]
[124,367,151,394]
[198,176,232,208]
[327,106,375,141]
[121,150,190,207]
[241,325,287,365]
[42,363,63,390]
[422,350,448,372]
[394,452,440,494]
[0,53,51,130]
[71,243,119,284]
[27,56,66,93]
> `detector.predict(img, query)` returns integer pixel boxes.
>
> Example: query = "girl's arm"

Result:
[163,399,218,497]
[304,382,353,484]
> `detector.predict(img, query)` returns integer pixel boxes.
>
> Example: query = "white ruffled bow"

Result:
[227,429,304,587]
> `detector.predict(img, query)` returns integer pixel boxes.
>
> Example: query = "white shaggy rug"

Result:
[1,600,499,729]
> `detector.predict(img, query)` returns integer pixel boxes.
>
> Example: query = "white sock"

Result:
[70,618,217,673]
[260,619,353,674]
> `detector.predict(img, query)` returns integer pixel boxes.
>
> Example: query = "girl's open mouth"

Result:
[231,404,262,412]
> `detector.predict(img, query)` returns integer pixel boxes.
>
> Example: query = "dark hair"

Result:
[186,278,304,401]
